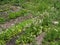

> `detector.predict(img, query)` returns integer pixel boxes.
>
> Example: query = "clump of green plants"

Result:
[0,17,6,23]
[15,18,43,45]
[0,40,6,45]
[0,19,33,45]
[8,9,28,19]
[42,26,60,45]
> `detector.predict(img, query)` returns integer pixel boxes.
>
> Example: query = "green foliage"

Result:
[0,19,33,44]
[42,26,60,45]
[8,9,28,19]
[0,17,6,23]
[45,28,58,41]
[0,0,60,45]
[22,1,49,13]
[0,40,6,45]
[16,18,42,45]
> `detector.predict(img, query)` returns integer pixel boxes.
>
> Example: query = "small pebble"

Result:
[52,21,59,25]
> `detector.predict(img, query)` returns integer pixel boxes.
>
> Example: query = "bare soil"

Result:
[36,32,45,45]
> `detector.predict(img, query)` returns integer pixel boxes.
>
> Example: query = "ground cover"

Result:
[0,0,60,45]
